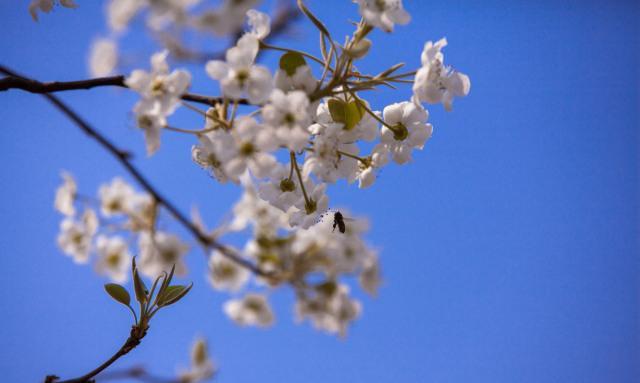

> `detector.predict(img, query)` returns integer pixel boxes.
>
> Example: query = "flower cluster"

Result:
[54,174,189,283]
[54,0,470,338]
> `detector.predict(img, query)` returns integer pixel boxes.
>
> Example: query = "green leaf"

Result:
[104,283,131,307]
[133,269,148,305]
[279,52,307,76]
[328,99,365,131]
[157,283,193,307]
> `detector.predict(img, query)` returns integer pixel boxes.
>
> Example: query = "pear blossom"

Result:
[89,38,118,77]
[54,171,76,216]
[246,9,270,40]
[303,123,359,184]
[262,90,311,151]
[380,101,432,164]
[289,180,329,229]
[355,143,390,188]
[355,0,410,32]
[229,176,289,235]
[94,235,131,283]
[194,0,259,37]
[138,231,189,277]
[206,34,273,104]
[57,209,98,264]
[295,283,362,337]
[223,117,278,182]
[107,0,145,31]
[359,255,381,296]
[316,97,379,143]
[191,122,235,183]
[98,177,136,217]
[413,38,471,111]
[257,163,303,212]
[274,64,318,94]
[126,50,191,155]
[178,338,216,383]
[208,250,250,292]
[223,293,274,327]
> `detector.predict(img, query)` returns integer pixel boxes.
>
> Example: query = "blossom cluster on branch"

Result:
[49,0,470,340]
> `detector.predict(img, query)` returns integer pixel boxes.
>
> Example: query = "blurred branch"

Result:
[0,74,247,107]
[0,65,267,277]
[93,365,177,383]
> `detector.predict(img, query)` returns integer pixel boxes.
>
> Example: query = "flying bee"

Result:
[319,210,356,234]
[332,211,346,233]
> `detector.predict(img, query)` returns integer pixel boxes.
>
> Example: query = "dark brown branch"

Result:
[0,65,265,277]
[0,75,246,107]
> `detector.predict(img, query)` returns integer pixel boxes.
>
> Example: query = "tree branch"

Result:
[0,74,247,107]
[0,65,266,277]
[45,326,147,383]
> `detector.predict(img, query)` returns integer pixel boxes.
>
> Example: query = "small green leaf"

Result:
[133,269,148,304]
[279,52,307,76]
[157,283,193,307]
[328,99,364,131]
[104,283,131,306]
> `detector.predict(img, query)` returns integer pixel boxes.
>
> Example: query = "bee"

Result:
[332,211,346,233]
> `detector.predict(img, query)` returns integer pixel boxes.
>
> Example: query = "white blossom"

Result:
[303,123,359,184]
[289,180,329,229]
[257,163,303,213]
[355,0,410,32]
[355,143,390,188]
[229,176,290,235]
[413,38,471,111]
[98,177,135,217]
[89,38,118,77]
[178,338,216,383]
[262,90,311,151]
[380,101,432,164]
[54,171,76,216]
[315,97,379,143]
[107,0,145,31]
[194,0,259,37]
[274,65,317,94]
[57,209,98,264]
[206,34,273,104]
[223,293,274,327]
[224,117,278,182]
[208,250,249,292]
[126,50,191,155]
[94,235,131,283]
[137,231,189,277]
[191,127,235,183]
[295,283,362,337]
[246,9,270,40]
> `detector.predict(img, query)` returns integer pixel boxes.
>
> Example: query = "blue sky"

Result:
[0,0,638,382]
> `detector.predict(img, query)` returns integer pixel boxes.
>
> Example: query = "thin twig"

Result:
[45,326,147,383]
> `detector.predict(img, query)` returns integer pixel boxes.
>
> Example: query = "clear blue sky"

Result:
[0,1,638,382]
